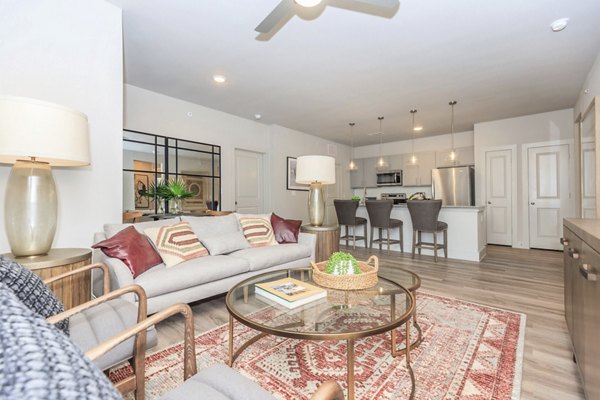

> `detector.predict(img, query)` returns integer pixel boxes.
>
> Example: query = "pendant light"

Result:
[377,116,388,169]
[348,122,358,171]
[449,100,458,163]
[410,109,418,164]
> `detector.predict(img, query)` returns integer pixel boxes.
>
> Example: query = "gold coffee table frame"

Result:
[225,268,416,400]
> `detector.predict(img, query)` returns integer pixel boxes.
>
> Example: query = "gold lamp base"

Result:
[4,160,57,257]
[308,182,325,226]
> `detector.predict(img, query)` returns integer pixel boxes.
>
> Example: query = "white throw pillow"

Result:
[201,231,250,255]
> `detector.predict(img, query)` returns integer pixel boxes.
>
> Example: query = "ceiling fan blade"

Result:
[351,0,398,8]
[255,0,295,33]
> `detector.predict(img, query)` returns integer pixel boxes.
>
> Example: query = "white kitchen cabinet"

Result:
[403,152,436,186]
[363,157,379,188]
[436,146,475,167]
[350,159,364,189]
[389,154,404,170]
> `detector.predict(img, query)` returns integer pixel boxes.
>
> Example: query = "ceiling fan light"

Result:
[295,0,322,7]
[449,150,456,161]
[413,126,423,132]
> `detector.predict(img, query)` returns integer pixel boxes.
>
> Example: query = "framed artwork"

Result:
[287,157,309,191]
[134,174,150,209]
[182,173,209,212]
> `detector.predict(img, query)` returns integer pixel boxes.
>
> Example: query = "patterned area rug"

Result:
[111,292,525,399]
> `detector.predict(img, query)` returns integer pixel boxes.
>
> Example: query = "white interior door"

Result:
[528,144,570,250]
[235,149,264,213]
[324,164,342,226]
[485,149,513,246]
[581,140,596,218]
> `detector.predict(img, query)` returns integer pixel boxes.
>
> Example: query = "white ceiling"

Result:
[109,0,600,146]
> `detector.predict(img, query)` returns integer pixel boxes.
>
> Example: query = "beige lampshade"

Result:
[0,95,90,166]
[296,155,336,185]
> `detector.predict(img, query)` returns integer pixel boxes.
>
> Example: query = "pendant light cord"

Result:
[450,100,457,152]
[410,109,417,160]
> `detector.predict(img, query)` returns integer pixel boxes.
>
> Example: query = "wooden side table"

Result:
[301,225,340,262]
[3,248,92,309]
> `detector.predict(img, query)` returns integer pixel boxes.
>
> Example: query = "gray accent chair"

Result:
[334,199,367,250]
[365,200,403,254]
[406,200,448,262]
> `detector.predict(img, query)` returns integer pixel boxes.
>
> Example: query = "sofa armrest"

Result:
[298,232,317,262]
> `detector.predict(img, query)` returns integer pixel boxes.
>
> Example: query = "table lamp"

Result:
[0,95,90,257]
[295,155,336,227]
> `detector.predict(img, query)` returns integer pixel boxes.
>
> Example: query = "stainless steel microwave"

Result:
[376,170,403,186]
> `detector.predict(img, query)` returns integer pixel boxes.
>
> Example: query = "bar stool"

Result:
[333,200,367,250]
[365,200,403,254]
[407,200,447,262]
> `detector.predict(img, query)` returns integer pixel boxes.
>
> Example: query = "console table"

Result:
[300,224,340,262]
[3,248,92,309]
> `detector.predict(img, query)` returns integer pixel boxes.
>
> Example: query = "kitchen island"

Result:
[349,204,486,262]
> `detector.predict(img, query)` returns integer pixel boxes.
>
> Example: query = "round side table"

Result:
[2,248,92,309]
[300,224,340,262]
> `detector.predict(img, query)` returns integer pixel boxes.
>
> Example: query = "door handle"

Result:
[487,201,491,205]
[568,248,580,259]
[530,202,535,205]
[560,237,569,246]
[579,263,598,281]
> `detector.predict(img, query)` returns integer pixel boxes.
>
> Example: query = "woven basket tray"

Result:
[311,255,378,291]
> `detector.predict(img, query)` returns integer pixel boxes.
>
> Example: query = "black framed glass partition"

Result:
[123,129,221,213]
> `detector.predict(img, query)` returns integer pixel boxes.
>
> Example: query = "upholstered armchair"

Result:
[0,256,157,399]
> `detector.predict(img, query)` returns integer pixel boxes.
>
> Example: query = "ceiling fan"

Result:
[255,0,399,34]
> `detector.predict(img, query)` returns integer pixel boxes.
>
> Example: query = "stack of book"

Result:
[255,278,326,309]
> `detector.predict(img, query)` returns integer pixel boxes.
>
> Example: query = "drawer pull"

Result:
[560,237,569,246]
[580,264,598,281]
[568,248,580,259]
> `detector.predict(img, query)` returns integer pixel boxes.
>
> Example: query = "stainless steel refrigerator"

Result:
[431,165,475,206]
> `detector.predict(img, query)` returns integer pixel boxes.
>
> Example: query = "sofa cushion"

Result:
[229,243,311,271]
[145,222,209,268]
[201,231,249,256]
[93,226,163,278]
[0,283,122,400]
[104,218,178,239]
[181,214,240,241]
[237,214,278,248]
[134,255,250,298]
[69,298,158,371]
[271,213,302,244]
[0,255,69,335]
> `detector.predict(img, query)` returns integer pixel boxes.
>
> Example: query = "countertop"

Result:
[564,218,600,251]
[358,204,484,211]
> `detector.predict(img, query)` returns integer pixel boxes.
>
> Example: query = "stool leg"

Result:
[400,226,404,253]
[417,231,422,255]
[369,226,374,250]
[364,223,368,249]
[386,227,391,255]
[443,229,448,259]
[378,228,382,251]
[433,232,438,262]
[345,225,349,247]
[352,226,356,250]
[411,229,416,259]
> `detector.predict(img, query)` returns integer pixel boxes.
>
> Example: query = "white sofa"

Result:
[93,214,316,314]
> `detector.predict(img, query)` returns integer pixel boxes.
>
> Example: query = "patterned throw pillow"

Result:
[0,255,69,335]
[238,215,279,247]
[0,283,121,400]
[144,221,209,268]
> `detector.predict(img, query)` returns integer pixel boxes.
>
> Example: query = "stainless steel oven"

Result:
[376,170,403,186]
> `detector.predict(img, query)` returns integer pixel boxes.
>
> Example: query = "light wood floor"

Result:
[154,245,585,400]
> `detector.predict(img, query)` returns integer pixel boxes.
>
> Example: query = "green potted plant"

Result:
[165,178,194,214]
[325,252,362,275]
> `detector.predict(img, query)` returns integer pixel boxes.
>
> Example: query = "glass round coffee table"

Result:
[226,268,415,400]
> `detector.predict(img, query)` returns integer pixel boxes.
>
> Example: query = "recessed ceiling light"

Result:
[213,75,226,83]
[413,126,423,132]
[254,114,262,120]
[295,0,322,7]
[550,18,569,32]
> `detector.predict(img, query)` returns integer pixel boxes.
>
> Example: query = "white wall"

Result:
[0,0,123,253]
[474,108,574,248]
[124,85,351,223]
[575,52,600,117]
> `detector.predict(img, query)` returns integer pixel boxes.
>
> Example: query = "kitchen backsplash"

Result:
[352,186,432,200]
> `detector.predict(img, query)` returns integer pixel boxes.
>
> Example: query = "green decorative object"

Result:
[325,252,361,275]
[140,178,194,214]
[351,196,361,201]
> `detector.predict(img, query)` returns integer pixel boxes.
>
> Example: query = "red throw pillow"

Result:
[271,213,302,244]
[92,225,163,278]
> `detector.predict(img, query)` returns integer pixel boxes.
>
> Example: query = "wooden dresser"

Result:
[562,219,600,400]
